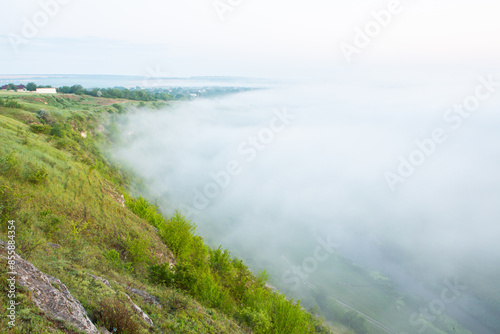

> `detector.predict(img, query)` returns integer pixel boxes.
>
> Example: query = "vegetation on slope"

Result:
[3,82,252,102]
[0,91,333,333]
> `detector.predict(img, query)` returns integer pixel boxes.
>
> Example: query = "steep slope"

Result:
[0,92,335,333]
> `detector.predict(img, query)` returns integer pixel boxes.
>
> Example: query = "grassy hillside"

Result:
[0,92,338,333]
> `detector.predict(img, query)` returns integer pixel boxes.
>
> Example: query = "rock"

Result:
[48,243,61,249]
[119,194,125,207]
[128,287,163,309]
[265,282,279,293]
[0,241,99,334]
[86,273,112,288]
[100,326,113,334]
[84,273,156,328]
[120,292,154,328]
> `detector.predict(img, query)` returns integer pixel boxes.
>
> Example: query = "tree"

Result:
[26,82,37,91]
[69,85,83,94]
[58,86,71,94]
[342,310,368,334]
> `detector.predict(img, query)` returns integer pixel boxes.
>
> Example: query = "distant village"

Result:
[0,84,57,94]
[0,83,254,102]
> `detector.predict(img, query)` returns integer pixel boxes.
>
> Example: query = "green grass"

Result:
[0,92,334,334]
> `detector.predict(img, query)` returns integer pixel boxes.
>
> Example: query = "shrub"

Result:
[0,99,22,109]
[210,246,232,276]
[342,310,368,334]
[125,197,164,229]
[17,228,43,260]
[40,211,63,239]
[148,263,174,287]
[268,296,313,334]
[165,292,189,313]
[23,162,48,184]
[50,123,66,138]
[0,185,21,226]
[36,109,55,124]
[195,274,233,312]
[125,198,322,333]
[0,151,20,175]
[112,104,124,113]
[29,124,50,134]
[237,307,271,334]
[160,212,196,260]
[172,263,199,292]
[55,137,75,150]
[98,295,144,334]
[125,235,150,265]
[104,249,122,270]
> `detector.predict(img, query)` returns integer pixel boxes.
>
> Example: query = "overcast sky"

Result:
[1,0,499,78]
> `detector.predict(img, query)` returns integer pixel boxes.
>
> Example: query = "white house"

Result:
[36,88,57,94]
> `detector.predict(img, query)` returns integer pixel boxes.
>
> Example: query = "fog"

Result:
[112,68,500,333]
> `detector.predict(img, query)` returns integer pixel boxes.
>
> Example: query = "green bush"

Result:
[237,307,271,333]
[342,310,368,334]
[104,249,122,270]
[127,196,323,333]
[36,109,55,125]
[125,234,150,265]
[55,137,75,150]
[29,124,51,134]
[165,292,189,313]
[268,295,313,334]
[161,212,197,261]
[112,103,124,113]
[125,196,164,228]
[39,211,63,239]
[50,123,66,138]
[0,185,21,226]
[210,246,233,275]
[17,227,43,260]
[148,263,174,287]
[320,297,368,334]
[97,295,145,334]
[0,151,20,175]
[0,98,22,109]
[23,162,48,184]
[171,262,199,292]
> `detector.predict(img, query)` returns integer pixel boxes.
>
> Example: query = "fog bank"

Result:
[112,69,500,333]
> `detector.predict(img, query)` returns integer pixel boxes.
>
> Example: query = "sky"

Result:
[1,0,499,78]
